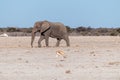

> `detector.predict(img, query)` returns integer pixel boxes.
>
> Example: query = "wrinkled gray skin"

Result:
[31,20,70,48]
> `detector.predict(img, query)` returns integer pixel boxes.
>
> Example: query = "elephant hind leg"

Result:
[63,36,70,47]
[56,38,61,47]
[66,39,70,47]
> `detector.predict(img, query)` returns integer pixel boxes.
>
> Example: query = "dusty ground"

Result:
[0,36,120,80]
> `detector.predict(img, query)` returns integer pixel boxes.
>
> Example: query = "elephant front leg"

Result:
[56,38,61,47]
[45,36,49,47]
[38,36,44,47]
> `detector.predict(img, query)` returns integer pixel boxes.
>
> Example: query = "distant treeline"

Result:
[0,26,120,36]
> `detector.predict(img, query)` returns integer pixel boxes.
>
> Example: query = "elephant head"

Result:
[31,21,42,47]
[31,21,51,47]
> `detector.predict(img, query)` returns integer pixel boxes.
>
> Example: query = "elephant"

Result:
[31,20,70,47]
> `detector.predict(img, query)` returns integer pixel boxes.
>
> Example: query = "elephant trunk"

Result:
[31,31,36,48]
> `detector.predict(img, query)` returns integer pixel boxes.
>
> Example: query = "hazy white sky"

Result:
[0,0,120,28]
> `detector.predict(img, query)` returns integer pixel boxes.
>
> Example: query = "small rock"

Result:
[65,70,71,74]
[25,60,29,63]
[18,58,22,60]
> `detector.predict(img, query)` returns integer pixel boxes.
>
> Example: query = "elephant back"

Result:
[51,22,67,32]
[50,22,68,38]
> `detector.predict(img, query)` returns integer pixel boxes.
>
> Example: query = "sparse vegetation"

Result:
[0,26,120,36]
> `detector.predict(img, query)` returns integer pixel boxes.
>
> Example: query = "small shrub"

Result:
[116,28,120,33]
[7,27,17,32]
[110,32,118,36]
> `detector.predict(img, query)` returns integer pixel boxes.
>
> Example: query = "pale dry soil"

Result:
[0,36,120,80]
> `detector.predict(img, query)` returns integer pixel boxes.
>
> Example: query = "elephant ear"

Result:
[40,21,50,33]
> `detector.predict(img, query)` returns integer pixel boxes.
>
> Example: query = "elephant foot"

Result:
[67,45,70,47]
[38,45,41,48]
[55,45,59,47]
[46,45,50,47]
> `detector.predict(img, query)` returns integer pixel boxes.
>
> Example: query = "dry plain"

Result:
[0,36,120,80]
